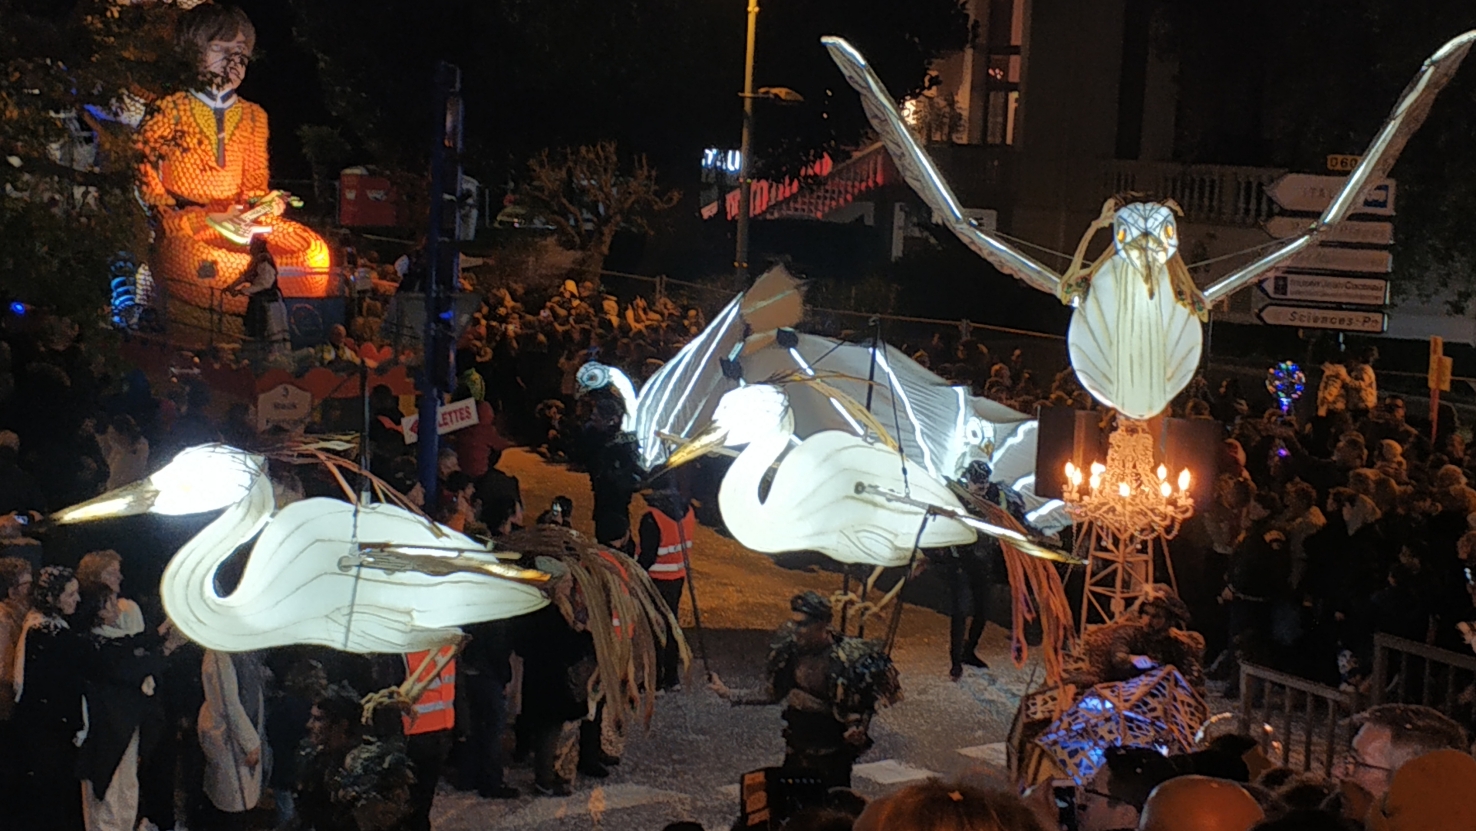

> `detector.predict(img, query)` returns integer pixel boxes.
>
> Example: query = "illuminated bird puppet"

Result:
[576,268,1072,569]
[822,31,1476,421]
[52,444,552,654]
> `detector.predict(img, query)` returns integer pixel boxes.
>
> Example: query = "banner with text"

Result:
[401,398,479,444]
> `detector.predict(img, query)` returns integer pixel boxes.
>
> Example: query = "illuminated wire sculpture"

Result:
[1034,666,1207,785]
[824,31,1476,421]
[661,384,977,567]
[53,444,550,653]
[582,266,1067,532]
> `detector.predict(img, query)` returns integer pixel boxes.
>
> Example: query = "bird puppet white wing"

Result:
[820,35,1061,296]
[825,31,1476,306]
[628,267,805,469]
[1202,30,1476,302]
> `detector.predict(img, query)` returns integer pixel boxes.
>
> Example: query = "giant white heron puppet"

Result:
[654,383,1062,568]
[52,444,549,654]
[579,268,1067,534]
[823,32,1476,420]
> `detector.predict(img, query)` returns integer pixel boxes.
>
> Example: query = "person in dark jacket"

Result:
[514,559,595,796]
[13,566,86,831]
[75,582,165,831]
[458,620,519,798]
[571,397,641,552]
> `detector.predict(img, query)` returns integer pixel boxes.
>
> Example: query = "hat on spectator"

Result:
[1365,749,1476,831]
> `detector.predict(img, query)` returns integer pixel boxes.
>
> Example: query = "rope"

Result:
[674,513,711,678]
[883,513,931,657]
[1183,237,1290,271]
[991,230,1075,264]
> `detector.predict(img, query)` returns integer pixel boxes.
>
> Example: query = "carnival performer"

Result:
[225,235,290,361]
[709,591,900,789]
[136,4,329,319]
[1067,586,1206,694]
[930,460,1027,680]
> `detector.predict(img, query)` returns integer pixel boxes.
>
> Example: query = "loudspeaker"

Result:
[1161,417,1222,507]
[1034,407,1108,499]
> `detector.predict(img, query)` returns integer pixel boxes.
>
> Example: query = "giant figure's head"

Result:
[178,4,256,94]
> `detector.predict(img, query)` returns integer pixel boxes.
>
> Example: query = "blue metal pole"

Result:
[417,62,463,506]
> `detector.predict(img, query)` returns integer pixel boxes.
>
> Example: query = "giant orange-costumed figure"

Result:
[137,4,330,321]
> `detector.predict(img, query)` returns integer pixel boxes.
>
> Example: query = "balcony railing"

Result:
[1103,161,1284,227]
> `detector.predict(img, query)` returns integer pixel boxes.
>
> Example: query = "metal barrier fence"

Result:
[1370,633,1476,723]
[1239,662,1361,777]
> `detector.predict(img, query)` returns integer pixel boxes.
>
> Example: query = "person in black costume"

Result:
[936,460,1026,680]
[513,558,596,796]
[12,566,86,831]
[571,394,642,552]
[709,592,900,791]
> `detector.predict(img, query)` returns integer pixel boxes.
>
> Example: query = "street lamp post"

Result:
[735,0,759,281]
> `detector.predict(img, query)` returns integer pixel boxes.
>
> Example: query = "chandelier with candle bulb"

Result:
[1062,419,1193,544]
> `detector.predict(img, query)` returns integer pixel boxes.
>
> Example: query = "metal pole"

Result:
[417,62,463,505]
[734,0,759,281]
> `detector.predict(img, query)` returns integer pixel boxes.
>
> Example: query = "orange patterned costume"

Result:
[137,91,330,315]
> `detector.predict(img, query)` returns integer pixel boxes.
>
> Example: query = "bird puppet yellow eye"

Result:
[1116,227,1128,243]
[1163,225,1176,240]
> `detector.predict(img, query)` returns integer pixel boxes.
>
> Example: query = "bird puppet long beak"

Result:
[52,479,164,525]
[659,421,732,471]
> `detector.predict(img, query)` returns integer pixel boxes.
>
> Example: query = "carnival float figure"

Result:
[137,4,330,323]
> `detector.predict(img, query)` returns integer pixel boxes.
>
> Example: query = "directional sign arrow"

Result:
[1258,273,1390,306]
[1256,304,1387,333]
[1265,174,1396,216]
[1263,217,1394,246]
[1287,246,1393,274]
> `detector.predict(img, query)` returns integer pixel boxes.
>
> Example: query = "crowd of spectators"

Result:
[4,277,1476,831]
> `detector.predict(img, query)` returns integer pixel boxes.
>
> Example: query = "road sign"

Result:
[1327,154,1362,172]
[1263,216,1394,246]
[1265,173,1396,215]
[1256,305,1387,333]
[1288,246,1393,274]
[1259,273,1389,306]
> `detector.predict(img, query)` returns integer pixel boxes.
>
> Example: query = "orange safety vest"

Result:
[401,646,456,735]
[647,509,694,581]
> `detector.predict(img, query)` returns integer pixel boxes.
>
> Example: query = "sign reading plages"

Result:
[401,398,479,444]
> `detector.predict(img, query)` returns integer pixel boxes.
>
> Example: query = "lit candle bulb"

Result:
[1159,481,1172,498]
[1091,462,1106,476]
[1178,469,1191,493]
[1065,462,1076,480]
[1089,474,1101,491]
[1118,482,1130,498]
[1157,464,1168,482]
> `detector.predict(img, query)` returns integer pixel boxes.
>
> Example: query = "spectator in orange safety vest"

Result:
[638,484,694,691]
[400,646,457,831]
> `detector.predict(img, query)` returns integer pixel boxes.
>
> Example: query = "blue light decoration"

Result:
[8,302,26,316]
[1034,666,1207,784]
[1265,361,1306,414]
[109,254,140,329]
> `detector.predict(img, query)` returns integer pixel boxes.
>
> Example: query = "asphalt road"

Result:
[428,449,1047,830]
